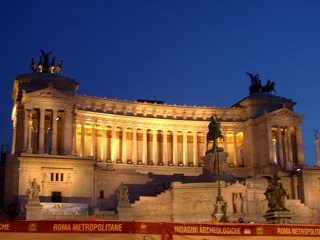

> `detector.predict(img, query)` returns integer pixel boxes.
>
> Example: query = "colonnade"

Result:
[21,107,73,155]
[74,120,248,168]
[76,121,207,167]
[271,124,304,168]
[17,106,249,168]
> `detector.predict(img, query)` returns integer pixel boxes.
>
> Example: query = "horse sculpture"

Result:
[206,116,223,154]
[261,80,276,94]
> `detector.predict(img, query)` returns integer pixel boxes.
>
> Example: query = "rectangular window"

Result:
[60,173,64,181]
[50,173,54,181]
[100,190,104,199]
[55,173,59,181]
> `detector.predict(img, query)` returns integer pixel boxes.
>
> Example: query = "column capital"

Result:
[141,128,148,133]
[131,126,137,132]
[172,129,178,135]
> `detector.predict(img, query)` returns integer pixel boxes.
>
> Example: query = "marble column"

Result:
[23,109,29,152]
[277,126,284,166]
[92,121,97,159]
[111,125,117,162]
[38,107,45,154]
[287,126,293,169]
[142,129,147,164]
[71,115,78,156]
[172,131,178,165]
[101,124,106,161]
[122,126,127,163]
[132,127,137,164]
[27,117,33,154]
[267,122,274,163]
[81,120,85,157]
[272,138,277,163]
[163,130,168,165]
[11,115,17,154]
[233,132,238,166]
[193,131,198,166]
[51,108,58,155]
[183,131,188,166]
[152,129,157,164]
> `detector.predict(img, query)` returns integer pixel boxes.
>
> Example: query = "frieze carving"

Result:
[274,110,296,117]
[122,105,127,115]
[38,91,60,98]
[112,104,117,113]
[192,111,197,119]
[163,109,168,118]
[182,110,187,119]
[75,95,247,122]
[142,108,148,116]
[153,108,157,117]
[173,110,177,119]
[132,107,137,116]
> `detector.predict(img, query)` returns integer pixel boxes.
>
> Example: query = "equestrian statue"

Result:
[206,115,223,155]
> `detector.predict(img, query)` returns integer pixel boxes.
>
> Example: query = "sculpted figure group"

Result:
[263,176,288,213]
[246,72,276,95]
[117,182,130,203]
[26,178,41,201]
[30,50,63,74]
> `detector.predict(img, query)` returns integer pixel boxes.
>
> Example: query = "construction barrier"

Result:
[0,220,320,239]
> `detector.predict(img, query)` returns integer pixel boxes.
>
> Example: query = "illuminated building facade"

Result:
[6,69,320,222]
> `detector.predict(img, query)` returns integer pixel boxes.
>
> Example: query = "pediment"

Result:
[268,106,302,119]
[23,86,71,100]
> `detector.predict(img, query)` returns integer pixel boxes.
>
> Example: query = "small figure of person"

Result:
[313,129,318,140]
[234,193,243,213]
[28,178,40,200]
[117,182,129,203]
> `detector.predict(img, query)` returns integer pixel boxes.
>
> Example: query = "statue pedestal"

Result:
[25,199,43,220]
[263,211,293,224]
[199,150,228,182]
[117,203,133,220]
[213,200,228,222]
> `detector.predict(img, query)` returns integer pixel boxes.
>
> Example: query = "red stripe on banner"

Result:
[0,221,320,238]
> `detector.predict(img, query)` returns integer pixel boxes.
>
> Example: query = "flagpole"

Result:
[216,141,223,201]
[213,137,228,222]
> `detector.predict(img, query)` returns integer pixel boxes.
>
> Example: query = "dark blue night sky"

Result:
[1,0,319,165]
